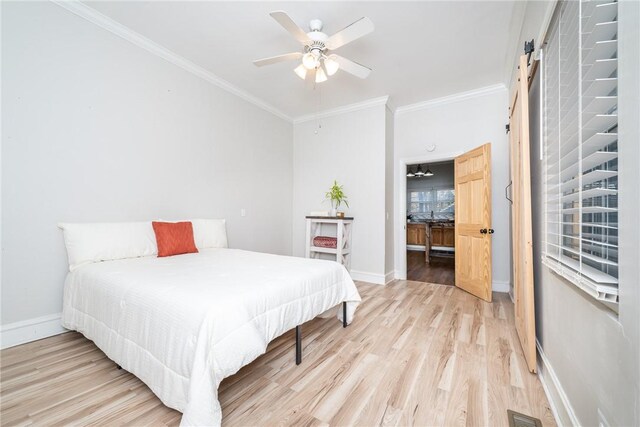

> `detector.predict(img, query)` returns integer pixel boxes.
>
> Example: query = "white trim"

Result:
[395,151,463,282]
[395,84,506,116]
[536,0,559,60]
[384,271,395,285]
[293,96,389,124]
[394,269,406,281]
[1,313,67,350]
[350,270,387,285]
[492,280,511,293]
[50,0,292,123]
[536,339,580,427]
[385,97,397,114]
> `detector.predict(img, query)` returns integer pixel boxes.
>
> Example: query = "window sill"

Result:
[542,255,619,313]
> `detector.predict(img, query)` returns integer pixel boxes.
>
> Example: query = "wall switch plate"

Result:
[240,208,246,217]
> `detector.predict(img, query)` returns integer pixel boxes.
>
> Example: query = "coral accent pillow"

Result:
[152,221,199,257]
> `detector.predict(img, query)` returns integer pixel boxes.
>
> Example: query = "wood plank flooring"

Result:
[406,251,455,286]
[0,281,556,426]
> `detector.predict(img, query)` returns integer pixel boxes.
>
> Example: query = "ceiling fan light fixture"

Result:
[315,66,327,83]
[294,64,307,80]
[302,52,319,70]
[324,55,340,76]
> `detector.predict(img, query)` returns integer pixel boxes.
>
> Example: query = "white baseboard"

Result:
[394,269,407,280]
[492,280,511,293]
[1,313,67,350]
[536,339,580,426]
[350,270,386,285]
[384,271,395,284]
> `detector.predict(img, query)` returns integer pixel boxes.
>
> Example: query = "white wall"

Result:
[292,103,388,283]
[528,1,640,425]
[384,107,394,279]
[394,87,511,290]
[1,2,292,332]
[506,0,556,93]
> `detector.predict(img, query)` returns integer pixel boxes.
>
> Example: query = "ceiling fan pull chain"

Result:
[315,82,322,134]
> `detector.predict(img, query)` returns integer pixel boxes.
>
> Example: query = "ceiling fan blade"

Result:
[332,54,372,79]
[270,11,311,45]
[253,52,303,67]
[325,17,374,50]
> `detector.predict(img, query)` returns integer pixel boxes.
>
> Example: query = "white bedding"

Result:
[61,248,361,426]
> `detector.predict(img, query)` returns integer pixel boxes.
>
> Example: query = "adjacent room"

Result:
[406,161,456,285]
[1,1,638,427]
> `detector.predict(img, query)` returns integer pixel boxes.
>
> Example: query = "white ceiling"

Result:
[84,1,520,119]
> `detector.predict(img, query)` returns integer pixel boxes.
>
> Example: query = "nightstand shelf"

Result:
[305,216,353,271]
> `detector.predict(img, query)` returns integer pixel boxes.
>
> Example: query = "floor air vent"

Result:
[507,410,543,427]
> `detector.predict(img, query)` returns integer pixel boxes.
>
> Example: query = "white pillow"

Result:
[58,221,158,271]
[160,219,228,249]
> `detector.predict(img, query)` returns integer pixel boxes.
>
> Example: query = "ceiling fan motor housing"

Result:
[306,41,326,56]
[309,19,323,32]
[307,19,328,44]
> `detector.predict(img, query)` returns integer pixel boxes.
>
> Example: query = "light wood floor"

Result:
[0,281,556,426]
[406,251,455,286]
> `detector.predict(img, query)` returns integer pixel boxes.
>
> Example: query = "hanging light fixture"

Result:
[324,55,340,76]
[415,164,425,177]
[302,51,320,70]
[294,51,340,83]
[424,165,434,176]
[406,167,415,178]
[315,66,328,83]
[294,64,307,80]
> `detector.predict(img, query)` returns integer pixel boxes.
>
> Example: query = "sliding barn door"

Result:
[455,143,492,302]
[509,54,536,373]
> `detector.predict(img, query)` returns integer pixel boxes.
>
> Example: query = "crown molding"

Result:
[394,84,507,116]
[293,95,389,124]
[51,0,293,123]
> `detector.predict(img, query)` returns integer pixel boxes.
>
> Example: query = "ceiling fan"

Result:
[253,11,374,83]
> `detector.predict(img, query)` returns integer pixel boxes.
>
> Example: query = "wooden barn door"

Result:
[510,54,536,373]
[455,143,493,302]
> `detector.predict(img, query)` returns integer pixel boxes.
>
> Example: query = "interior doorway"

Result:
[405,160,455,285]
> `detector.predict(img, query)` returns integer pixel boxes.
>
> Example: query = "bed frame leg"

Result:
[343,301,348,328]
[295,325,302,365]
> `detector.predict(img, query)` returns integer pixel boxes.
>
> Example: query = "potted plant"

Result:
[325,180,349,217]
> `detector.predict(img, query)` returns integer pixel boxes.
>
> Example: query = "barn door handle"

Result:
[505,181,513,204]
[488,228,495,234]
[480,228,487,234]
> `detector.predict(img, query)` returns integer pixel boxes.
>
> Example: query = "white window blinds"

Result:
[543,0,619,305]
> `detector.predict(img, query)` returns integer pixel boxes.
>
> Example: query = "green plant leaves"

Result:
[325,180,349,208]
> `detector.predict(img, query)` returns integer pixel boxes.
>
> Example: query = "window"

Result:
[543,0,619,306]
[408,189,455,218]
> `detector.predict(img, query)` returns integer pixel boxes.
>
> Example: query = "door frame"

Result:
[395,150,464,280]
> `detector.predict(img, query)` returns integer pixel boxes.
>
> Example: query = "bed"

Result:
[59,220,361,426]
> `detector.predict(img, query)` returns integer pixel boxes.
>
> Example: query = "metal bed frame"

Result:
[295,301,348,365]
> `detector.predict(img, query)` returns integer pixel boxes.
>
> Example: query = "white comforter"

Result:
[61,248,361,426]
